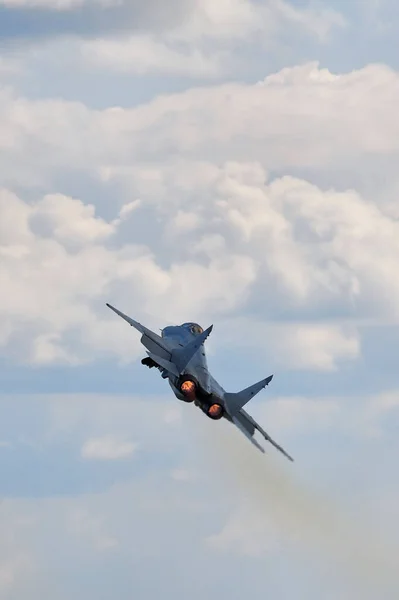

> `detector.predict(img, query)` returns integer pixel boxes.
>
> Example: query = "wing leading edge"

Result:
[106,303,212,376]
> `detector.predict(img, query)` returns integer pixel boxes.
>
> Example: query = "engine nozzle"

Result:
[207,403,224,420]
[180,379,196,402]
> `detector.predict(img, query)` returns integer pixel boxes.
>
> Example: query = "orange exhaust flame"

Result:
[180,380,196,401]
[208,403,223,419]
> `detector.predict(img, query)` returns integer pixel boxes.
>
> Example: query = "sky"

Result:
[1,0,399,597]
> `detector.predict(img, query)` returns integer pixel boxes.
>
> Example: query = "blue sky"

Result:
[1,0,399,597]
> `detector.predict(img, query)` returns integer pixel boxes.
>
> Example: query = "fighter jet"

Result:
[106,303,293,461]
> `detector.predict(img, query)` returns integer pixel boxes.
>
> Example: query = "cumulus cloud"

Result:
[1,62,399,191]
[2,385,399,598]
[1,62,399,370]
[81,36,224,78]
[81,435,137,460]
[270,323,360,371]
[1,1,399,597]
[0,0,345,50]
[79,0,345,76]
[0,387,398,599]
[30,193,117,244]
[0,0,106,8]
[0,164,399,368]
[0,188,258,365]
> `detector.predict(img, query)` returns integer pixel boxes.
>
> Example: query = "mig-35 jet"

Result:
[106,303,293,461]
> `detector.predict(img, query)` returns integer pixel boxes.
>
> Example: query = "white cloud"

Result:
[247,389,399,445]
[2,3,399,597]
[0,188,259,365]
[30,193,117,245]
[1,390,399,599]
[81,435,137,460]
[274,323,360,371]
[0,0,119,9]
[171,210,202,233]
[113,199,141,223]
[254,396,340,437]
[79,0,345,76]
[1,63,399,368]
[209,316,360,371]
[0,158,398,369]
[1,62,399,191]
[81,36,223,78]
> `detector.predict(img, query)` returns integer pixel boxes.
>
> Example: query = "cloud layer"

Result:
[1,4,399,598]
[2,60,399,368]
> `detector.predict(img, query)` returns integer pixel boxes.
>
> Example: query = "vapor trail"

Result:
[193,416,399,598]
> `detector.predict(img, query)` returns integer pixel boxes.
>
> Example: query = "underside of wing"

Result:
[106,303,212,379]
[106,302,172,360]
[144,352,179,377]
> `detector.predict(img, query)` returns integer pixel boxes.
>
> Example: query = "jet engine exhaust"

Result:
[180,379,196,402]
[206,403,224,420]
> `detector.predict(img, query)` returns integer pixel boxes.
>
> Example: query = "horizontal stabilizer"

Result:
[251,417,294,462]
[239,409,294,462]
[263,433,293,462]
[232,416,265,453]
[171,325,213,374]
[224,375,273,416]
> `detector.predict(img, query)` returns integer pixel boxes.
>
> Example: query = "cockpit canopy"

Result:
[161,323,204,338]
[181,322,203,335]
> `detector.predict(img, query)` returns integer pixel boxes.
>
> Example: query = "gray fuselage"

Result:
[161,323,225,403]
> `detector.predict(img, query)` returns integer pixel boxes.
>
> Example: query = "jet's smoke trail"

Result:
[193,416,399,598]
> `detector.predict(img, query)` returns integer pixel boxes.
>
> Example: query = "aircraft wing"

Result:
[106,303,212,377]
[106,303,172,360]
[106,303,146,333]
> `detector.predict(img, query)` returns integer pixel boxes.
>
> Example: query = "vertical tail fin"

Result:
[224,375,273,416]
[171,325,213,374]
